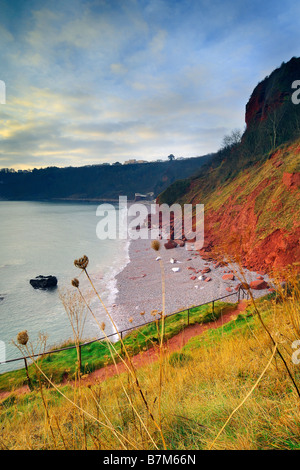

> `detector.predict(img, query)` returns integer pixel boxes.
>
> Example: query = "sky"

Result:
[0,0,300,170]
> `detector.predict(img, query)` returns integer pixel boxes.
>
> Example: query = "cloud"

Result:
[110,63,128,75]
[0,0,299,169]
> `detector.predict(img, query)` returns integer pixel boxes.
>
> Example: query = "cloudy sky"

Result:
[0,0,299,169]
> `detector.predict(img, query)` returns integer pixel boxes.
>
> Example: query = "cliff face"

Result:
[197,141,300,273]
[245,57,300,126]
[158,58,300,274]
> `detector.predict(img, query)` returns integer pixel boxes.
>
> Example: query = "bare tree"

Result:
[221,129,242,150]
[267,106,286,150]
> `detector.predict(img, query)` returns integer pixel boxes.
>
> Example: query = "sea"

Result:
[0,200,130,372]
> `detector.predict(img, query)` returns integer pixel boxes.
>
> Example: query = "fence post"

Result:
[212,300,215,317]
[78,344,82,374]
[24,357,33,391]
[187,308,190,326]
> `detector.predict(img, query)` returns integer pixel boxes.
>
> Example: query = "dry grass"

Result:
[0,259,299,450]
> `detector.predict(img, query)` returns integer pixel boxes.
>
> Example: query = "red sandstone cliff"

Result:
[158,58,300,274]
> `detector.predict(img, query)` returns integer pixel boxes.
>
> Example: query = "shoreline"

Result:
[104,238,131,310]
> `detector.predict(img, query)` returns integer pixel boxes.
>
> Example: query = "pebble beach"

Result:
[111,233,273,333]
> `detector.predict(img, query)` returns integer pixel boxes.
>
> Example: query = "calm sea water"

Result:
[0,201,129,372]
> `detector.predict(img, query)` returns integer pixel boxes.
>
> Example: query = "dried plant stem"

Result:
[92,330,160,450]
[38,374,57,449]
[158,258,166,433]
[159,259,166,345]
[63,279,162,449]
[225,255,300,400]
[82,268,167,449]
[209,342,278,450]
[26,358,138,450]
[76,287,132,375]
[53,414,68,450]
[246,287,300,400]
[77,283,159,441]
[61,290,88,449]
[21,343,57,448]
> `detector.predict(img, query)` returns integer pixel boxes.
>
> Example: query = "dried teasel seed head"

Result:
[71,278,79,288]
[101,322,106,331]
[74,255,89,270]
[151,309,158,316]
[151,240,160,252]
[139,311,145,316]
[17,330,29,346]
[129,317,133,323]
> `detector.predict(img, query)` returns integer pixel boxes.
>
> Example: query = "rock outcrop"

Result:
[30,275,58,289]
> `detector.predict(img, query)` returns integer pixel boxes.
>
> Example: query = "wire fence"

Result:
[0,285,250,376]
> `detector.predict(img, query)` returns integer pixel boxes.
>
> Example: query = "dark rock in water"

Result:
[30,275,58,289]
[0,296,4,301]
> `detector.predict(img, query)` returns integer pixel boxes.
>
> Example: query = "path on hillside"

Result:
[0,301,248,400]
[74,300,248,386]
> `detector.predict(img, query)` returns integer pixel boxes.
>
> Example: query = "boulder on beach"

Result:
[215,261,228,268]
[174,239,185,247]
[202,267,211,274]
[222,274,235,281]
[30,275,58,289]
[249,280,269,290]
[164,240,177,250]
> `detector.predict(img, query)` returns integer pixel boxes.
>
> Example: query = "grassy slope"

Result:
[1,287,300,450]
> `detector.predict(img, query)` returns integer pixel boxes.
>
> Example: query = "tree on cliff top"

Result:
[221,129,242,150]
